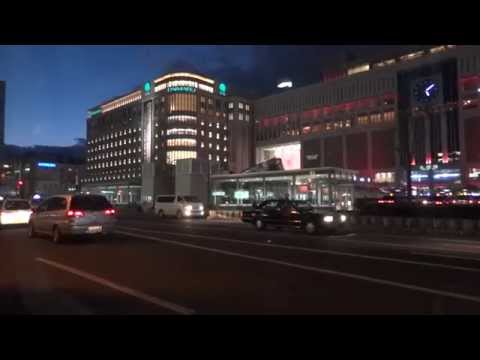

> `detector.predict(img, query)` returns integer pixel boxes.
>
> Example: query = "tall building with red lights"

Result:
[254,45,480,194]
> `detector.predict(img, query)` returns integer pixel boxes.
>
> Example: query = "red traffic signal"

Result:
[16,180,24,189]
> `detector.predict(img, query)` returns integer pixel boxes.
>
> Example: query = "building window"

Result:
[228,102,234,109]
[201,142,204,148]
[201,130,205,136]
[238,102,244,109]
[216,144,220,150]
[384,111,395,123]
[245,104,250,111]
[209,132,212,138]
[216,155,220,162]
[245,114,250,122]
[228,113,234,121]
[370,113,382,124]
[216,122,220,129]
[239,113,244,121]
[216,133,220,139]
[223,146,227,151]
[357,115,369,126]
[209,143,212,149]
[224,135,227,141]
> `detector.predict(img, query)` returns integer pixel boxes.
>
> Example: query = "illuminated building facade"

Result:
[0,81,5,145]
[84,72,253,204]
[254,45,480,195]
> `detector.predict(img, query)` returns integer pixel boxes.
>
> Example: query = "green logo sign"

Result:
[219,82,227,96]
[144,82,151,94]
[167,86,196,93]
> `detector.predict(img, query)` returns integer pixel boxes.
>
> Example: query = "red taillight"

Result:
[434,201,443,206]
[104,209,116,215]
[67,210,84,217]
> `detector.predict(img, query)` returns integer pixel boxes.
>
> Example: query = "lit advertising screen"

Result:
[259,143,301,170]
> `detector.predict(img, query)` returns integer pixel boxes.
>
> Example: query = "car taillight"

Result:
[105,209,116,215]
[67,210,85,217]
[434,201,443,206]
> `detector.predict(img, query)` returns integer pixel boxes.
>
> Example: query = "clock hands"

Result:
[425,83,435,97]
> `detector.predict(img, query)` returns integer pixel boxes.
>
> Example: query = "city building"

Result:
[0,144,86,199]
[254,45,480,196]
[0,81,5,145]
[84,72,253,204]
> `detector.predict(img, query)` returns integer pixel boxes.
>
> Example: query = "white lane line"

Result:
[411,252,480,263]
[116,226,480,273]
[35,257,195,315]
[329,236,480,257]
[116,230,480,305]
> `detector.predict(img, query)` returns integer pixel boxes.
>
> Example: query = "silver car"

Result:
[28,194,117,243]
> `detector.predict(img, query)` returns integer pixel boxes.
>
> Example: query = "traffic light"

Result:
[16,179,24,189]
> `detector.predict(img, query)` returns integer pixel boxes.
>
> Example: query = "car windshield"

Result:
[5,201,31,210]
[181,196,199,202]
[292,201,313,210]
[70,195,112,211]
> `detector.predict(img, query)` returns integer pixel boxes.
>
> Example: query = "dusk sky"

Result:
[0,45,421,147]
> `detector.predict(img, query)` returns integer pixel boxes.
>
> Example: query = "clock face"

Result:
[413,79,440,104]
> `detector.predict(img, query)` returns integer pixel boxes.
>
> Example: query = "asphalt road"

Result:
[2,216,480,314]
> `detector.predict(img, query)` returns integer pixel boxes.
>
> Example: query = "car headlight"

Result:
[323,215,334,223]
[184,205,193,212]
[340,214,347,223]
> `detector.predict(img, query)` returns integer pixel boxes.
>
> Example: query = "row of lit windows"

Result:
[166,128,197,136]
[200,142,228,151]
[88,158,142,169]
[166,138,197,147]
[88,138,140,153]
[257,111,395,141]
[205,122,228,130]
[100,91,142,114]
[85,173,140,182]
[89,128,140,144]
[170,93,197,112]
[228,102,251,111]
[357,111,395,126]
[88,147,141,159]
[228,113,250,121]
[167,115,197,123]
[166,151,197,165]
[208,154,228,162]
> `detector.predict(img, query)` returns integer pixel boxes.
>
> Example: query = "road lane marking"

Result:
[116,226,480,273]
[115,230,480,305]
[329,236,480,257]
[411,251,480,263]
[35,257,195,315]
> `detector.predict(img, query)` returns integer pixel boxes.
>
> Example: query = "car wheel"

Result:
[176,210,183,219]
[255,219,265,231]
[52,226,63,244]
[158,209,165,218]
[304,221,317,235]
[28,222,37,238]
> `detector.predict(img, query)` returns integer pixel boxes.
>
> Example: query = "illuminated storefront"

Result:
[255,142,301,170]
[211,167,358,210]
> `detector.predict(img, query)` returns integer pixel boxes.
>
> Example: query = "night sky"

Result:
[0,45,424,147]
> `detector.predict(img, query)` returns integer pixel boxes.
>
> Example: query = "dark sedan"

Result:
[241,199,348,235]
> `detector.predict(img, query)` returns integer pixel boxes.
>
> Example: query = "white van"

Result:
[155,195,205,219]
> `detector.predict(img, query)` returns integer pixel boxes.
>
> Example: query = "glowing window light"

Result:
[277,81,293,89]
[37,162,56,168]
[155,73,215,85]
